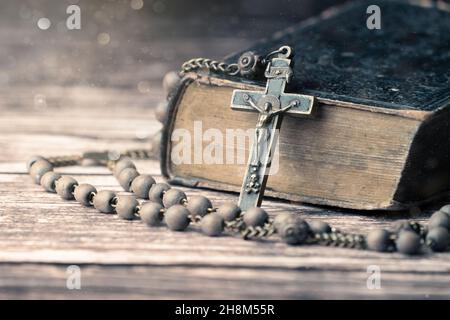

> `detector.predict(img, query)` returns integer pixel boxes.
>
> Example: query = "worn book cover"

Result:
[161,0,450,210]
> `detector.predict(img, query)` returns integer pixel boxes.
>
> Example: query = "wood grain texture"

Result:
[2,264,450,300]
[2,2,450,300]
[2,124,450,299]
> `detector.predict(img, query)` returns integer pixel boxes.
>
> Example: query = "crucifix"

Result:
[230,46,315,211]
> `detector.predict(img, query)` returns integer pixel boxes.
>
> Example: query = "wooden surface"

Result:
[3,92,450,300]
[2,1,450,300]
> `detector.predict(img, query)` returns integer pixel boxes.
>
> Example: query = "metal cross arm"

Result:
[230,46,315,211]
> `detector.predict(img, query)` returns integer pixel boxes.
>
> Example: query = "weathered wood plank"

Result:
[1,2,449,299]
[0,87,163,142]
[0,133,160,164]
[1,264,449,300]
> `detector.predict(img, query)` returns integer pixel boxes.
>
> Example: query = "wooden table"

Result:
[2,2,450,300]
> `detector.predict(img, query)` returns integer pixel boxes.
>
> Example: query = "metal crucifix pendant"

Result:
[230,46,315,211]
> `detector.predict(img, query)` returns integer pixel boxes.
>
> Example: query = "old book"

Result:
[160,0,450,210]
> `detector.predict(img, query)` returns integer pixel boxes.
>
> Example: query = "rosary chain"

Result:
[106,149,155,170]
[47,155,83,167]
[123,149,154,160]
[180,58,239,76]
[409,222,427,238]
[241,220,277,240]
[224,216,245,233]
[311,231,366,250]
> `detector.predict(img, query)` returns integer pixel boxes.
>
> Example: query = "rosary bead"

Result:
[164,204,190,231]
[140,202,164,226]
[243,207,268,227]
[439,205,450,216]
[308,220,332,234]
[113,157,136,177]
[131,174,155,199]
[396,231,421,255]
[201,213,225,237]
[93,190,117,213]
[55,176,78,200]
[162,188,187,208]
[366,229,392,252]
[27,155,45,172]
[426,227,450,252]
[428,211,450,230]
[74,184,97,206]
[237,51,263,78]
[277,215,310,245]
[40,171,62,193]
[115,195,139,220]
[148,183,171,205]
[216,203,241,221]
[163,71,180,96]
[117,168,139,192]
[29,159,53,184]
[186,195,213,217]
[273,213,294,232]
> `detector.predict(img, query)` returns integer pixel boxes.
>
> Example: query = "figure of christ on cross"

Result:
[243,93,299,167]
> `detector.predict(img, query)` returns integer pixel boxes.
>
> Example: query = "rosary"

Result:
[27,46,450,255]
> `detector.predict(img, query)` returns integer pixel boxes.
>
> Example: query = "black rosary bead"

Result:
[29,159,53,184]
[426,227,450,252]
[243,207,268,227]
[40,171,62,193]
[428,211,450,230]
[118,168,139,192]
[116,195,139,220]
[55,176,78,200]
[148,182,171,205]
[113,157,136,177]
[277,214,310,245]
[308,220,332,234]
[366,229,392,252]
[164,204,190,231]
[140,202,164,226]
[186,195,213,217]
[74,184,97,206]
[216,203,241,221]
[130,174,155,199]
[201,213,225,237]
[396,231,421,255]
[162,188,187,208]
[93,190,117,213]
